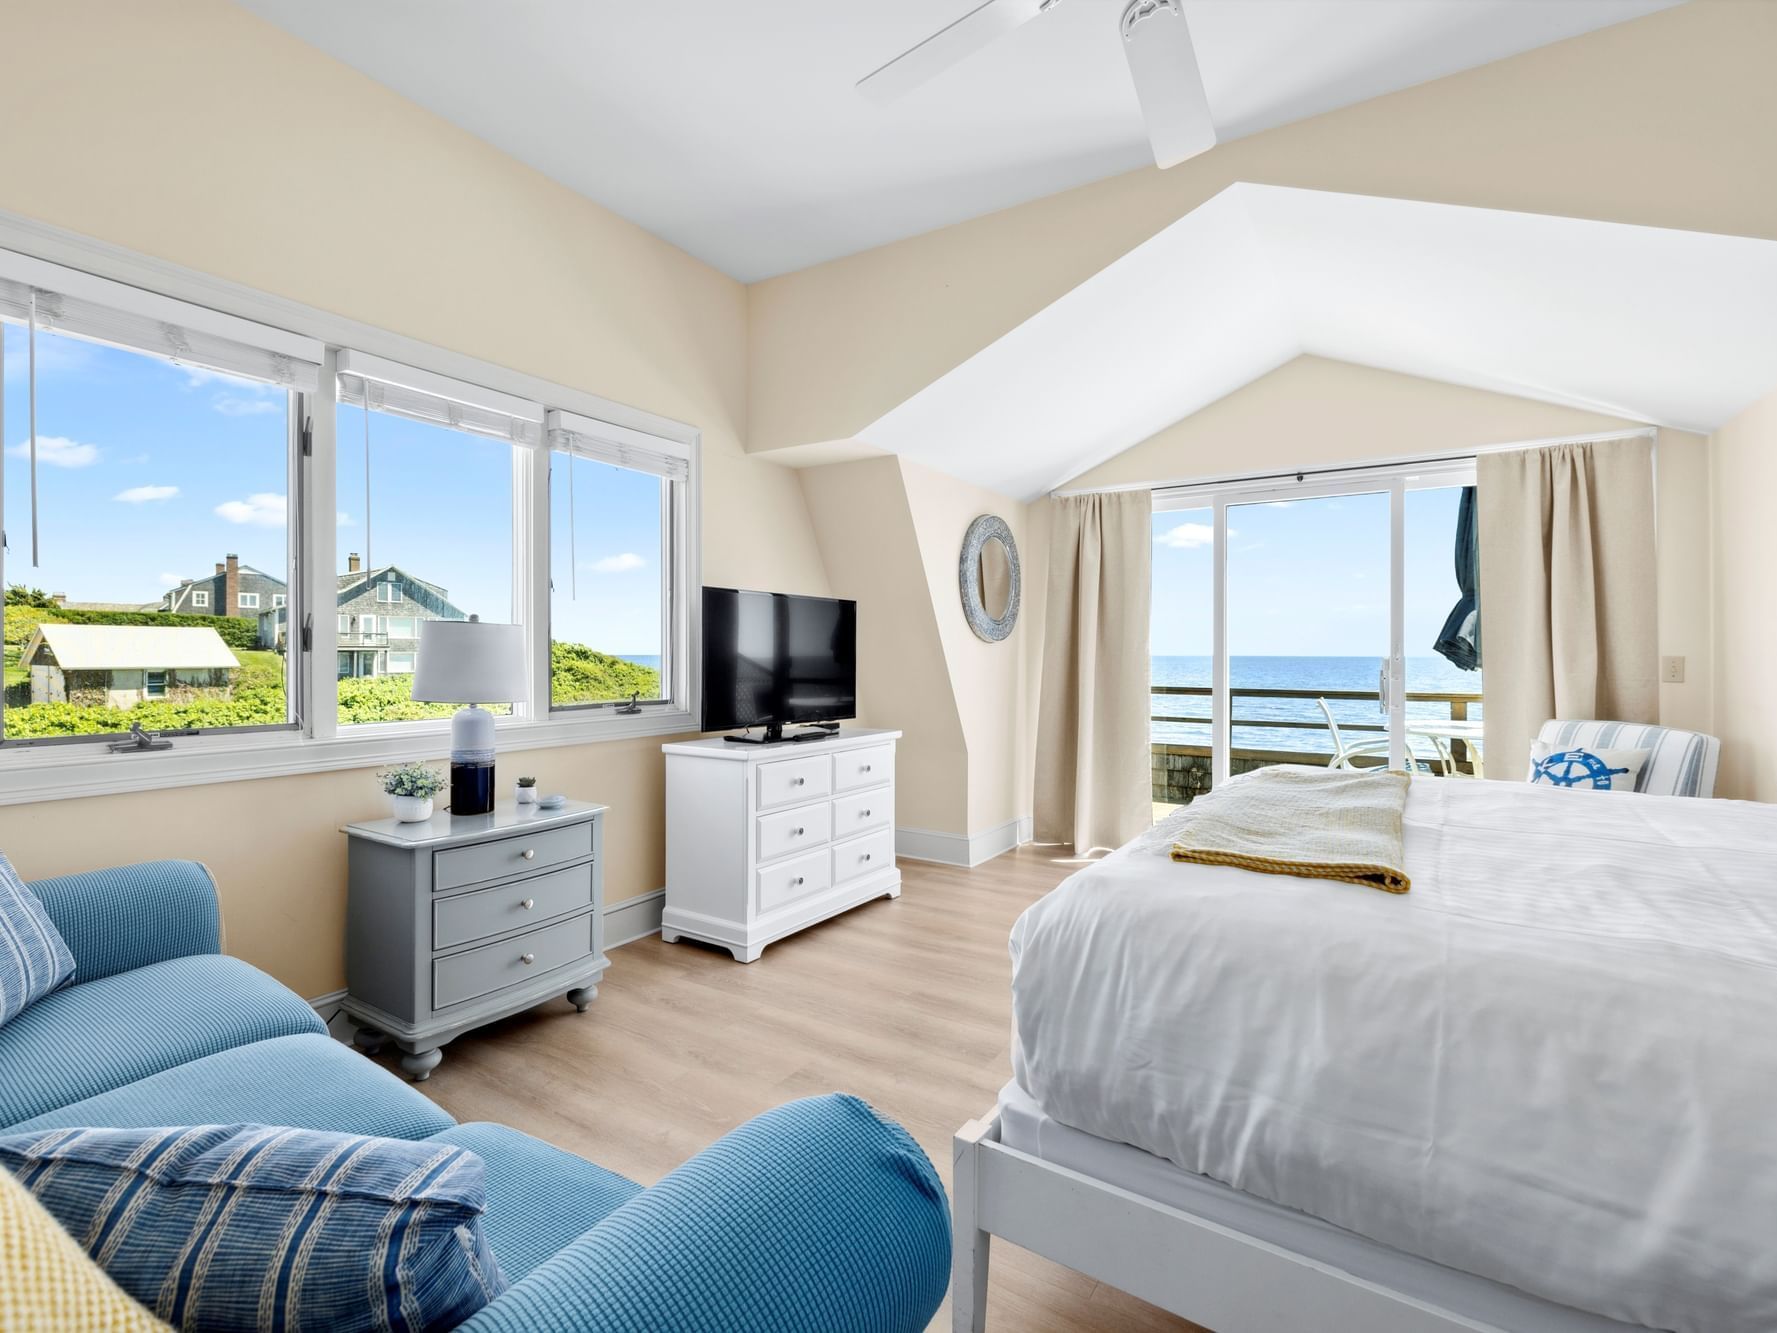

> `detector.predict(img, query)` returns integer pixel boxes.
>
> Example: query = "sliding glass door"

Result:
[1149,462,1480,812]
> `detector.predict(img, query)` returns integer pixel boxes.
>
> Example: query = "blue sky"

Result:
[2,326,664,656]
[1151,486,1471,661]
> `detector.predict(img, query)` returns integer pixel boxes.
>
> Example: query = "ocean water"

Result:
[616,655,662,671]
[1153,655,1483,756]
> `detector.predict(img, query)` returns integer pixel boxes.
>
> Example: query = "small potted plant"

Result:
[381,762,445,823]
[515,775,538,805]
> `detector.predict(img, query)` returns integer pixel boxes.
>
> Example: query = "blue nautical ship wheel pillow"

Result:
[1527,741,1651,793]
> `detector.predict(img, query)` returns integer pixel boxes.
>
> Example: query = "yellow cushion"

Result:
[0,1165,169,1332]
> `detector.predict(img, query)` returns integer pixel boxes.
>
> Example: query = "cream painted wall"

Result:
[0,0,829,998]
[1060,356,1715,736]
[747,0,1777,454]
[797,458,969,833]
[898,462,1032,835]
[1709,387,1777,802]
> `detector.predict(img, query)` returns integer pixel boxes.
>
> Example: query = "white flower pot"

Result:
[391,794,434,823]
[515,786,538,805]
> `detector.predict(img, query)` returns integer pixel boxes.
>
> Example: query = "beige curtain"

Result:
[1477,437,1658,778]
[1034,490,1153,852]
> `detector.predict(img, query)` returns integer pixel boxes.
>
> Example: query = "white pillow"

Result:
[1527,741,1650,793]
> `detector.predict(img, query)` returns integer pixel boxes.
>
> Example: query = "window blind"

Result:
[336,350,543,446]
[545,408,691,483]
[0,250,322,391]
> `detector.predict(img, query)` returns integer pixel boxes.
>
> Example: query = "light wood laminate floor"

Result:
[373,846,1204,1333]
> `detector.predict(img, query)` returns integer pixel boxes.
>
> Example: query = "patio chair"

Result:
[1317,699,1432,773]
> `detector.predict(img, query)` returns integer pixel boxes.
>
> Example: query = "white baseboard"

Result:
[896,816,1033,868]
[605,888,666,948]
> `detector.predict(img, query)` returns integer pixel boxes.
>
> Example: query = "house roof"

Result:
[23,624,240,671]
[337,565,447,599]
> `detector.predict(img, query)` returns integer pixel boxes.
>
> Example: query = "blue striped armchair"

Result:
[1532,720,1721,798]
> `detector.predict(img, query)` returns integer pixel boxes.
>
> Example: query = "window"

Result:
[384,616,416,640]
[334,352,533,726]
[1,251,318,745]
[547,410,688,711]
[386,652,415,674]
[337,613,350,633]
[272,594,285,609]
[238,592,259,609]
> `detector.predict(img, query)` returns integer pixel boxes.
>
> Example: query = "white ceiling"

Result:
[861,185,1777,499]
[235,0,1679,280]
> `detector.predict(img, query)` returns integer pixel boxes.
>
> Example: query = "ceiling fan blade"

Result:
[857,0,1051,105]
[1120,0,1216,169]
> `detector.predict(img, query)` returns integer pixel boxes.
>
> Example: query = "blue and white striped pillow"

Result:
[0,852,75,1028]
[0,1124,507,1332]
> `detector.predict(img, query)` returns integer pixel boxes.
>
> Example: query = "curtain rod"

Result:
[1050,426,1660,499]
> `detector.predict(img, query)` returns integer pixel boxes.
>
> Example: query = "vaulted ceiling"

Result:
[233,0,1679,280]
[860,185,1777,499]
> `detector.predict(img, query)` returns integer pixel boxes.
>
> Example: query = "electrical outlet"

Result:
[1661,655,1686,684]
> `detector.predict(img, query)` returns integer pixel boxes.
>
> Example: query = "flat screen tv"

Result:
[701,587,857,743]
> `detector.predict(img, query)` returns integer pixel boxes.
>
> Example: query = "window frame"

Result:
[191,589,210,608]
[238,592,260,609]
[0,214,703,805]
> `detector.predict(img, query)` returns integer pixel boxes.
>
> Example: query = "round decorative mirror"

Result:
[959,514,1020,642]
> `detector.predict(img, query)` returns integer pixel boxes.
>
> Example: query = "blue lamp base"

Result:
[449,703,497,816]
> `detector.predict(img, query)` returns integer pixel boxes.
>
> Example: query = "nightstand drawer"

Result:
[831,787,890,838]
[434,821,593,891]
[757,801,832,863]
[832,829,895,886]
[756,847,833,915]
[433,864,594,951]
[433,914,594,1009]
[757,755,831,810]
[832,744,893,792]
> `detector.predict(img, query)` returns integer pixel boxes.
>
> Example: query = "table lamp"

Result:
[412,617,530,816]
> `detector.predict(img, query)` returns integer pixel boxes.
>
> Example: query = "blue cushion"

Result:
[26,860,220,984]
[0,852,75,1027]
[427,1122,641,1281]
[459,1094,950,1333]
[0,955,325,1128]
[0,1123,507,1333]
[6,1034,454,1140]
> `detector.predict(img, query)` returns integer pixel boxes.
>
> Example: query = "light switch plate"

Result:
[1660,655,1686,684]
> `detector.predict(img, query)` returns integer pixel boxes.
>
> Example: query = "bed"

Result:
[952,775,1777,1333]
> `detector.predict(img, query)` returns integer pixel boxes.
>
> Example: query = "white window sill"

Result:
[0,706,697,806]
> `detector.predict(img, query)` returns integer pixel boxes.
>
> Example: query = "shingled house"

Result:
[254,553,468,678]
[21,624,238,707]
[161,554,287,618]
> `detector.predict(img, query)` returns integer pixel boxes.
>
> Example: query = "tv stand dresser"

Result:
[662,728,901,961]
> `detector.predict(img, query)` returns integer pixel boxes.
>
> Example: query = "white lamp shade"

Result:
[411,620,531,705]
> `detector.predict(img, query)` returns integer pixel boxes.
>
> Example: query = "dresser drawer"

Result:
[756,801,832,863]
[832,829,895,887]
[433,914,593,1009]
[756,754,832,811]
[832,744,893,793]
[434,821,592,891]
[831,787,891,839]
[756,847,833,915]
[433,864,594,951]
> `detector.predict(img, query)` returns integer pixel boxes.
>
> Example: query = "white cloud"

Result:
[6,436,99,469]
[1156,521,1233,550]
[214,492,287,527]
[337,511,354,527]
[213,396,281,417]
[587,552,646,574]
[158,572,184,588]
[114,484,179,504]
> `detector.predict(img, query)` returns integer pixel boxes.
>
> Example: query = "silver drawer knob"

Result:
[520,952,536,965]
[792,777,805,786]
[792,876,804,886]
[862,809,871,817]
[794,827,804,836]
[862,764,872,772]
[521,848,536,860]
[520,897,535,910]
[863,852,873,862]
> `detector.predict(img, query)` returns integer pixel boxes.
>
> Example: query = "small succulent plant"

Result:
[516,775,538,788]
[381,762,446,798]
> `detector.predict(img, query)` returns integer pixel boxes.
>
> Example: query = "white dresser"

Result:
[661,729,901,961]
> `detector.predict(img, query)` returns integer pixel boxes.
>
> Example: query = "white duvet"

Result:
[1009,775,1777,1333]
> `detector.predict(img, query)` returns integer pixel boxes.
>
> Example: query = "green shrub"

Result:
[3,606,261,649]
[550,641,661,705]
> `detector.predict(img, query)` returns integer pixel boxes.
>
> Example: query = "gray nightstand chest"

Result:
[341,800,608,1080]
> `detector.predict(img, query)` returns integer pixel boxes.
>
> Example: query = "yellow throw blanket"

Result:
[1169,764,1413,893]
